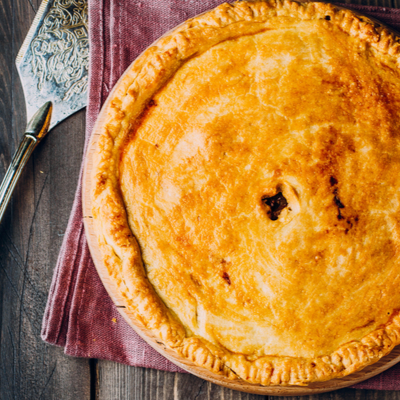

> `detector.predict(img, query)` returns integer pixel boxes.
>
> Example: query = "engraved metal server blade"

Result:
[0,0,89,224]
[16,0,89,129]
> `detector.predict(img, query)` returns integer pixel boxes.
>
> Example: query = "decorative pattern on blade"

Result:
[30,0,88,101]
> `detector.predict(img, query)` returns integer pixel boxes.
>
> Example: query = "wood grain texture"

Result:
[95,362,400,399]
[0,0,90,399]
[1,0,400,399]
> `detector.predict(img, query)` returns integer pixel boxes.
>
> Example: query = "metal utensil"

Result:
[0,103,52,222]
[0,0,88,223]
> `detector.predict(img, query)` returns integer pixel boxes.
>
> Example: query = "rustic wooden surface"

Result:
[2,0,400,399]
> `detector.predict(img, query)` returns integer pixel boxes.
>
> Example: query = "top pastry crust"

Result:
[91,0,400,386]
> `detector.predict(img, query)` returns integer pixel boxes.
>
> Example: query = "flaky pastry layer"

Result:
[91,0,400,386]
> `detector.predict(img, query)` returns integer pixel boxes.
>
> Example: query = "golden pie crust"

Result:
[91,0,400,386]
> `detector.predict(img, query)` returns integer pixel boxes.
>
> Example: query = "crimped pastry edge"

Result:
[90,0,400,386]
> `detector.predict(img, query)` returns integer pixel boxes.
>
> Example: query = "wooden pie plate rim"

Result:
[82,3,400,395]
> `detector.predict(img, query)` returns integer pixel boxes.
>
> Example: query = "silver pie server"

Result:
[0,103,52,222]
[0,0,88,224]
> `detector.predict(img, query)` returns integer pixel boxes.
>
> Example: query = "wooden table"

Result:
[1,0,400,399]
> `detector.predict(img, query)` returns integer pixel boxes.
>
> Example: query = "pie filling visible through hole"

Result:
[262,192,288,220]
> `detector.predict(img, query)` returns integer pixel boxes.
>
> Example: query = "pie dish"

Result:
[90,0,400,386]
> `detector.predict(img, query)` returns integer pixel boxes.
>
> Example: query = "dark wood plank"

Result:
[95,361,400,400]
[96,363,267,400]
[0,0,90,399]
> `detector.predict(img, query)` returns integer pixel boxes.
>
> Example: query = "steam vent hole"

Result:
[262,192,288,221]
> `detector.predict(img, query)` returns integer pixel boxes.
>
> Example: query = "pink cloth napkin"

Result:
[41,0,400,390]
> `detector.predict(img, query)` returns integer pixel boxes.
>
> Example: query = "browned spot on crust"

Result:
[98,174,107,186]
[350,320,375,332]
[222,272,231,285]
[330,176,338,186]
[333,188,345,220]
[190,274,201,287]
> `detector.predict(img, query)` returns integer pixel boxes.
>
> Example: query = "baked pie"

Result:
[90,0,400,386]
